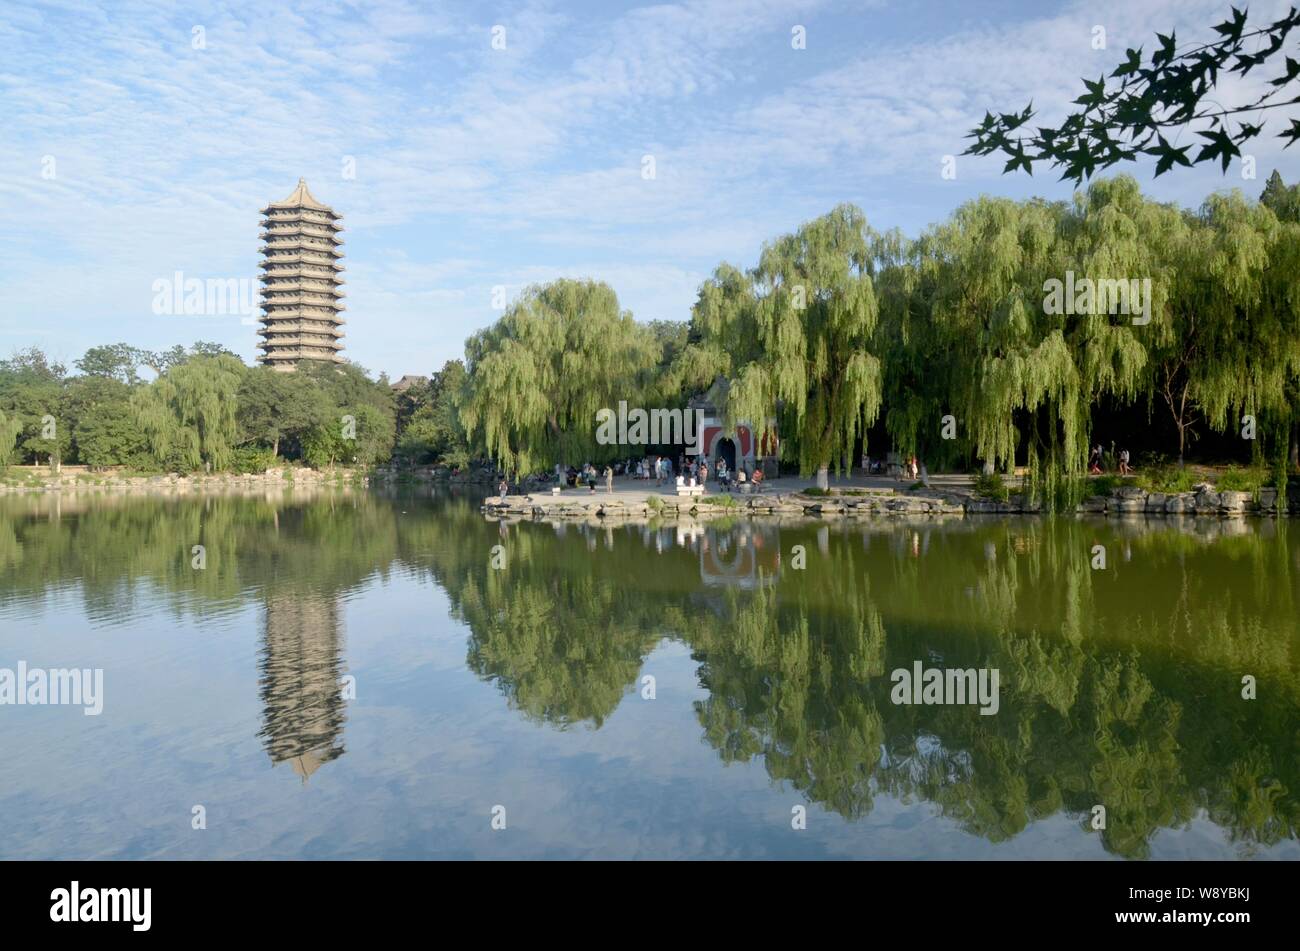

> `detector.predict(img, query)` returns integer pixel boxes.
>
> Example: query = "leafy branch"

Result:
[964,6,1300,182]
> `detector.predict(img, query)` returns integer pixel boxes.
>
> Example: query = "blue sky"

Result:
[1,0,1296,379]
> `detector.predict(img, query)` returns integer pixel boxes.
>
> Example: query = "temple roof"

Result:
[261,178,340,216]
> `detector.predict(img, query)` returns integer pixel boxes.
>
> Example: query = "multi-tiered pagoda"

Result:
[258,179,346,369]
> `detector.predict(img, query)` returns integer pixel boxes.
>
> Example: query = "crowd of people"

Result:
[501,445,1134,503]
[550,454,766,494]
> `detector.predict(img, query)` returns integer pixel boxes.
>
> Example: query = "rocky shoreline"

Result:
[483,484,1293,522]
[0,467,366,495]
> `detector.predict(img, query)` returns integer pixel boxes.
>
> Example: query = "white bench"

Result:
[675,478,705,497]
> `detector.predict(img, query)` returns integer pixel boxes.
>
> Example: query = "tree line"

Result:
[460,171,1300,502]
[0,342,401,473]
[2,173,1297,499]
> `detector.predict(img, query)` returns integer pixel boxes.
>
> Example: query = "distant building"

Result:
[689,377,779,476]
[390,374,428,393]
[258,179,347,370]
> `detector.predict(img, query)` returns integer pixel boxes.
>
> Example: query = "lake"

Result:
[1,488,1296,860]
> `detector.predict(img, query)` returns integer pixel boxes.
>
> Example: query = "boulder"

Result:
[1193,488,1221,514]
[1115,496,1146,514]
[1218,490,1251,514]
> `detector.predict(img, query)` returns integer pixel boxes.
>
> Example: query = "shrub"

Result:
[1214,465,1268,494]
[972,472,1008,501]
[231,447,278,474]
[1138,464,1197,494]
[801,487,830,496]
[1086,474,1124,497]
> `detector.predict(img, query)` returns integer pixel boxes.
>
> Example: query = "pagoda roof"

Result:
[259,255,345,270]
[261,240,343,257]
[261,281,346,295]
[260,179,341,217]
[260,225,343,242]
[261,298,348,310]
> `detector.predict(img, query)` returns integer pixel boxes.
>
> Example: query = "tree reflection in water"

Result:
[0,489,1295,857]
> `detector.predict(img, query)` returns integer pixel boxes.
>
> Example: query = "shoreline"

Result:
[483,483,1293,523]
[0,466,367,496]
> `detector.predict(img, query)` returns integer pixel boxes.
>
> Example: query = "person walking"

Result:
[1119,448,1131,476]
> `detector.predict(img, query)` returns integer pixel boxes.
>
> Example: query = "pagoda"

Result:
[257,179,346,369]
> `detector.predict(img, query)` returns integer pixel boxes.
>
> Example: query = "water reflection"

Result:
[0,489,1296,859]
[259,591,346,781]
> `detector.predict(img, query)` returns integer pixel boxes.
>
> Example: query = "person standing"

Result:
[605,464,614,493]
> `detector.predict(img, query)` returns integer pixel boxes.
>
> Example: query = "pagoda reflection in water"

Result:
[257,591,348,782]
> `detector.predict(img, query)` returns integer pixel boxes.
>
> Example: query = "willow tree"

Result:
[0,408,20,469]
[460,279,658,476]
[132,353,244,471]
[690,204,883,490]
[1188,191,1300,484]
[914,195,1080,480]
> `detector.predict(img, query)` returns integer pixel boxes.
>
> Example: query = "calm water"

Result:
[1,488,1297,860]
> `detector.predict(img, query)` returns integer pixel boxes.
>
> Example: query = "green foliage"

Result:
[302,422,350,469]
[1138,464,1197,494]
[972,472,1009,501]
[75,343,149,386]
[236,366,325,458]
[966,9,1300,183]
[1215,465,1269,493]
[461,279,659,475]
[684,204,883,486]
[1260,169,1300,224]
[74,400,148,467]
[133,354,245,471]
[230,446,278,474]
[0,408,21,469]
[1087,474,1124,497]
[395,360,471,466]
